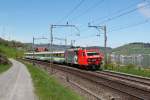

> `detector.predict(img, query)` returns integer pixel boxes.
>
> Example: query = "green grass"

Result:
[105,64,150,78]
[0,44,24,58]
[23,61,84,100]
[0,64,11,74]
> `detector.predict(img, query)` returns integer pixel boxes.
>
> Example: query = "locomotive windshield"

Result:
[87,52,99,56]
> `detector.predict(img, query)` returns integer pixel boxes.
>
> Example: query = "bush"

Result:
[0,53,9,64]
[126,64,136,70]
[104,63,115,70]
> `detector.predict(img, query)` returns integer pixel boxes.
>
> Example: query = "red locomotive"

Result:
[65,48,104,70]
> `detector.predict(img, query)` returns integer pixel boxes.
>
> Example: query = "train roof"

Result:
[25,51,64,55]
[66,48,100,52]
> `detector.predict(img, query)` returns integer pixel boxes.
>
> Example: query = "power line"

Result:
[56,0,85,24]
[109,18,150,33]
[79,0,145,34]
[69,0,105,22]
[66,0,104,33]
[79,18,150,41]
[90,0,147,24]
[95,2,150,24]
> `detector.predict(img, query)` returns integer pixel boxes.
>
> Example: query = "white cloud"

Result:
[137,1,150,18]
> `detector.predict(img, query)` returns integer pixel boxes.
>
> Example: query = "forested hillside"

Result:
[112,42,150,55]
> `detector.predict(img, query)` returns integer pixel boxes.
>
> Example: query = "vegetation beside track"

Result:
[0,38,25,58]
[0,44,24,58]
[0,53,11,73]
[0,64,11,74]
[22,61,84,100]
[105,64,150,78]
[0,38,23,73]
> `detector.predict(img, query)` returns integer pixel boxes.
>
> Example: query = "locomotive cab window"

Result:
[87,52,99,56]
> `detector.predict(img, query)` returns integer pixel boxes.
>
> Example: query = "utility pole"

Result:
[49,23,79,73]
[32,36,47,65]
[32,37,35,65]
[71,40,76,47]
[88,23,107,65]
[50,24,78,49]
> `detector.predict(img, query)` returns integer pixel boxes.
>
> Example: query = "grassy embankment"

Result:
[0,64,11,74]
[0,52,11,74]
[0,44,24,58]
[105,64,150,78]
[0,40,24,73]
[23,61,84,100]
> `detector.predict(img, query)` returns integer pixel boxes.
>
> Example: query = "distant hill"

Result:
[24,43,71,51]
[24,43,112,53]
[0,38,27,49]
[112,42,150,55]
[1,37,150,56]
[85,46,112,53]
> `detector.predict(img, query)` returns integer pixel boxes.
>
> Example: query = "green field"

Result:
[23,61,84,100]
[105,64,150,78]
[0,64,11,74]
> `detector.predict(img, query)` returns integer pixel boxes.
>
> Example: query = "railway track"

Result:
[96,71,150,87]
[22,58,150,100]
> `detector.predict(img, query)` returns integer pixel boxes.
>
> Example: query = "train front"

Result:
[78,48,104,70]
[87,49,104,69]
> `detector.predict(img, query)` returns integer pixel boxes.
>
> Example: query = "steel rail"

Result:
[96,71,150,87]
[22,58,150,100]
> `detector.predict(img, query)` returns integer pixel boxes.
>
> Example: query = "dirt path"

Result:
[0,59,36,100]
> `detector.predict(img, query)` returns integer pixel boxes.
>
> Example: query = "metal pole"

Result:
[65,38,67,47]
[65,33,67,47]
[88,24,107,66]
[50,25,54,73]
[50,23,80,49]
[104,26,107,65]
[71,40,73,47]
[32,37,35,65]
[50,25,53,48]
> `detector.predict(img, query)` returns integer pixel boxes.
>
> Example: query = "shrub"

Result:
[0,53,9,64]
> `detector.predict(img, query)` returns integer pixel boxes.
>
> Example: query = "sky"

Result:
[0,0,150,48]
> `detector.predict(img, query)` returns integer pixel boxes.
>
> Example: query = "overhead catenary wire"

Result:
[56,1,146,39]
[78,17,150,40]
[78,0,145,34]
[69,0,105,22]
[77,1,150,38]
[90,0,148,24]
[56,0,150,45]
[109,18,150,33]
[95,2,150,24]
[56,0,85,24]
